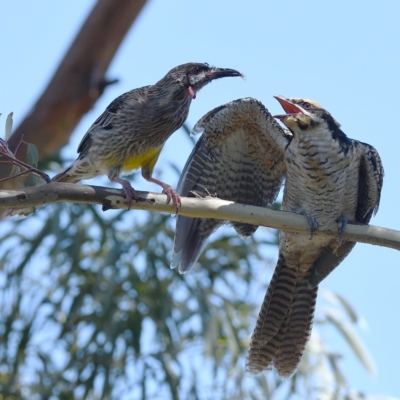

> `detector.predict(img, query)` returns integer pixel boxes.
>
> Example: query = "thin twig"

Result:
[0,152,50,183]
[13,134,24,157]
[0,169,39,183]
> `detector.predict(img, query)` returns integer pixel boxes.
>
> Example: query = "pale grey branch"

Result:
[0,182,398,251]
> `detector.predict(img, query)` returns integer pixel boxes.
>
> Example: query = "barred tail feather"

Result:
[273,281,317,378]
[246,253,317,378]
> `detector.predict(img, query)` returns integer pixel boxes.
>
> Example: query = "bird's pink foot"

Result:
[162,186,181,209]
[112,177,139,210]
[146,176,181,211]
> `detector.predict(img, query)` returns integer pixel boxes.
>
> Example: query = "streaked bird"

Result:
[51,62,242,208]
[171,96,383,378]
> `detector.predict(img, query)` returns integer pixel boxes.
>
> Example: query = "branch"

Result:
[1,182,399,251]
[1,0,148,186]
[0,150,50,183]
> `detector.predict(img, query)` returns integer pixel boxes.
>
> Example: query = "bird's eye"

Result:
[193,67,201,74]
[302,101,312,109]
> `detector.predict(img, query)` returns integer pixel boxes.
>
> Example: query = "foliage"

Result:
[0,198,373,400]
[0,113,48,188]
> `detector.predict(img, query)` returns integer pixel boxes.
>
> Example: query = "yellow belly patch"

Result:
[122,147,162,172]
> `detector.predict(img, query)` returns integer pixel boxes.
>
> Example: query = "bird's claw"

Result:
[188,188,217,199]
[204,188,217,198]
[337,217,348,244]
[306,215,318,240]
[146,177,181,212]
[111,177,139,210]
[124,186,140,210]
[188,190,202,198]
[162,187,181,212]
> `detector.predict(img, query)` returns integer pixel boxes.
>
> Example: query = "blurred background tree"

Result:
[0,1,376,399]
[0,199,373,400]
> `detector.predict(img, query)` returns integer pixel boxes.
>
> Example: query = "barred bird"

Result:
[170,98,289,271]
[171,96,383,378]
[52,63,242,208]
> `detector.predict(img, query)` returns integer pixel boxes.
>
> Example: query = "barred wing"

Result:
[309,141,384,286]
[171,98,290,273]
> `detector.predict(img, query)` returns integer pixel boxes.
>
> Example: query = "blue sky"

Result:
[1,1,400,398]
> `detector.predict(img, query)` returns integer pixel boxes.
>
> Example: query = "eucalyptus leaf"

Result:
[26,174,37,188]
[0,193,376,399]
[26,143,39,168]
[5,112,13,141]
[11,165,20,181]
[325,310,375,375]
[320,288,359,323]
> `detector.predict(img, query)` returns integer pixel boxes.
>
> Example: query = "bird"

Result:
[51,62,243,209]
[171,96,384,378]
[170,97,288,272]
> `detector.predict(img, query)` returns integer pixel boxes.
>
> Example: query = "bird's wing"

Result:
[355,142,384,222]
[171,98,289,273]
[76,87,150,156]
[77,92,129,156]
[309,141,384,286]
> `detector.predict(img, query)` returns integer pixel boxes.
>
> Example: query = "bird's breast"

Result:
[283,136,360,226]
[122,146,163,172]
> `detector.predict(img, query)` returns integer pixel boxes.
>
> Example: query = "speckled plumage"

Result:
[171,96,384,378]
[171,98,289,272]
[52,62,242,207]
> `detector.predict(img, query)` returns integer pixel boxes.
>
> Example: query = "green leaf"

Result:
[26,174,37,188]
[0,179,374,399]
[5,112,13,141]
[26,143,39,168]
[11,165,20,182]
[320,288,359,323]
[25,143,39,187]
[325,310,375,375]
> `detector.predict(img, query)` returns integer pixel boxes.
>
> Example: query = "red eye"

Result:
[193,67,200,74]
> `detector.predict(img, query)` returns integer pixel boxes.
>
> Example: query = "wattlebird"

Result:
[171,96,383,378]
[52,62,242,208]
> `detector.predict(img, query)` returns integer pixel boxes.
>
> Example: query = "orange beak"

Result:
[273,95,303,120]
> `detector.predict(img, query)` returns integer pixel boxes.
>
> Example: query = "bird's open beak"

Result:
[206,67,244,80]
[273,95,302,120]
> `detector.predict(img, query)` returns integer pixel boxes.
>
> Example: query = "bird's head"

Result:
[273,95,341,135]
[161,62,243,99]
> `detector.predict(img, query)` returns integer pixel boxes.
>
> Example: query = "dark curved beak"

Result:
[206,67,244,80]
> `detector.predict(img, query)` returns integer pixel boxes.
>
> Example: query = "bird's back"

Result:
[83,85,192,169]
